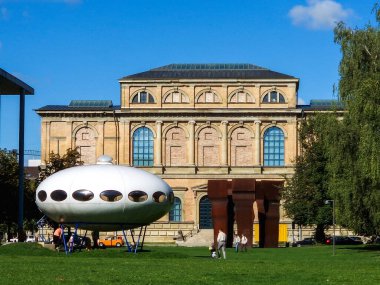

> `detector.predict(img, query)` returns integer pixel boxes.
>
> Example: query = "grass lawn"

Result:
[0,243,379,285]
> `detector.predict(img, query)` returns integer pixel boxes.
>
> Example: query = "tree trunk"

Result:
[315,224,326,243]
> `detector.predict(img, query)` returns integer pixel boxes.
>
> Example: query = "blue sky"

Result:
[0,0,377,154]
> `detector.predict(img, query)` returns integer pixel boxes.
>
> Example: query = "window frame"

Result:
[229,90,254,103]
[163,90,190,104]
[196,90,221,104]
[263,126,285,166]
[132,127,154,167]
[131,91,155,104]
[169,197,182,222]
[262,91,286,104]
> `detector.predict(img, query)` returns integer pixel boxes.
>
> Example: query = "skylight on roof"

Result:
[153,64,266,71]
[69,100,113,108]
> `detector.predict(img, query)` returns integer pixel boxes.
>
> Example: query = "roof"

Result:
[298,99,345,111]
[37,104,120,112]
[36,100,117,111]
[120,64,297,80]
[0,68,34,95]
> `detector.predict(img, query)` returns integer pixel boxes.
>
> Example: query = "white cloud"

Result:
[289,0,353,30]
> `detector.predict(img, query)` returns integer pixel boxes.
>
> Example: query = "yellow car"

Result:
[98,236,124,248]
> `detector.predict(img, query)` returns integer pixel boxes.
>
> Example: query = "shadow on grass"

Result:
[339,244,380,251]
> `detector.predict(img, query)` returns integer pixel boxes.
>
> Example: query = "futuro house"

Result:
[36,155,174,230]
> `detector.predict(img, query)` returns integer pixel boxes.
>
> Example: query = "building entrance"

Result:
[199,195,213,229]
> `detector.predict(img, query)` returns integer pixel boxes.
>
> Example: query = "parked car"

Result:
[9,237,18,242]
[325,236,363,245]
[98,236,124,248]
[348,236,363,243]
[25,235,35,242]
[293,238,316,247]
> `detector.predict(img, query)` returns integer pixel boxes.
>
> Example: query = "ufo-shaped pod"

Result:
[36,165,174,231]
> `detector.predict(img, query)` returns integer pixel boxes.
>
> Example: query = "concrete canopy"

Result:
[0,68,34,95]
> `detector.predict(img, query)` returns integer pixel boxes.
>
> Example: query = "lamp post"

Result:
[325,200,335,256]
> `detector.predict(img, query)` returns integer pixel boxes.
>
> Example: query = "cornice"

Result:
[119,78,299,85]
[36,108,303,120]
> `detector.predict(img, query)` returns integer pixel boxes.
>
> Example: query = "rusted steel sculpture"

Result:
[208,179,282,248]
[231,179,256,247]
[256,180,282,248]
[208,180,229,247]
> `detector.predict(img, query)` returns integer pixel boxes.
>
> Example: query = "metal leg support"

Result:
[60,224,68,255]
[121,228,132,252]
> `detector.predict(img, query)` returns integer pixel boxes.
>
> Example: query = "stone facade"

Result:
[37,64,308,242]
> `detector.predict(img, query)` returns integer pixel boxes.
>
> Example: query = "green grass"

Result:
[0,243,379,285]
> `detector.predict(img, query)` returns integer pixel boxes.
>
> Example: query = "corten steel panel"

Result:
[256,199,266,248]
[256,181,283,248]
[231,179,255,247]
[208,180,229,246]
[265,201,281,247]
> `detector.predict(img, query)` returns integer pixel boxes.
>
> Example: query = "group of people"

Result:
[209,229,249,259]
[233,232,248,252]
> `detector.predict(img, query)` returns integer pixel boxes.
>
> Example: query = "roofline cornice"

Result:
[119,78,299,84]
[35,108,304,119]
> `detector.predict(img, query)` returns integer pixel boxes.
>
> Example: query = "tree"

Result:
[37,148,83,233]
[281,115,334,242]
[0,149,38,240]
[0,150,19,239]
[38,148,83,183]
[330,6,380,235]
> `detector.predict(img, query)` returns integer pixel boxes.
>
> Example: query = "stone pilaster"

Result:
[188,120,195,165]
[221,120,228,166]
[155,121,163,166]
[255,120,261,166]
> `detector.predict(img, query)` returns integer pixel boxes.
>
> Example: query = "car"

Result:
[325,236,363,245]
[348,236,363,243]
[293,238,316,247]
[9,237,18,242]
[25,235,35,242]
[98,236,124,248]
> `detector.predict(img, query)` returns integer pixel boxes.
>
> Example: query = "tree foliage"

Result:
[281,115,334,241]
[0,149,38,238]
[284,5,380,238]
[38,148,83,183]
[329,7,380,235]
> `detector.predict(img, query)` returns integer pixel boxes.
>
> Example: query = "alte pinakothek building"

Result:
[36,64,331,245]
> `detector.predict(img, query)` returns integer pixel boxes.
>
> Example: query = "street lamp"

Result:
[325,200,335,256]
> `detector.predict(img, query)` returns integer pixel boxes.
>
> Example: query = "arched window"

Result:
[164,91,189,103]
[169,197,182,222]
[263,127,284,166]
[131,91,155,103]
[196,90,221,103]
[262,91,285,103]
[133,127,154,166]
[199,195,212,229]
[229,90,254,103]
